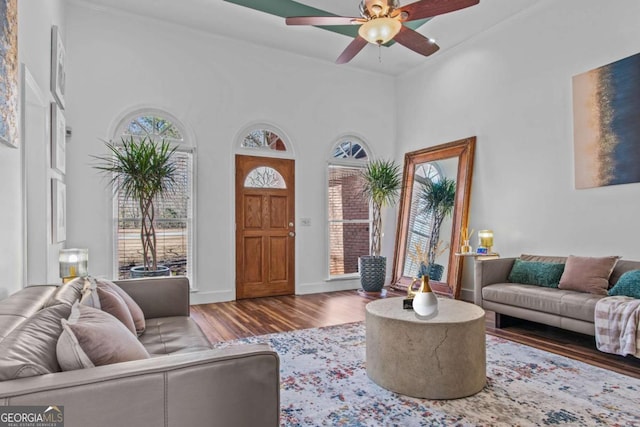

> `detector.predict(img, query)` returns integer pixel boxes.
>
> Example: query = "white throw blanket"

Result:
[595,296,640,358]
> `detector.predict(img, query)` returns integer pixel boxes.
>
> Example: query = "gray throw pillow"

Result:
[94,278,146,336]
[79,280,101,309]
[56,302,150,371]
[80,277,146,336]
[96,286,136,335]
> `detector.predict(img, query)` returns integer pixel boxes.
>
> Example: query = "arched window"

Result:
[112,111,195,284]
[244,167,287,189]
[235,123,295,160]
[327,136,371,278]
[403,162,444,277]
[241,129,287,152]
[331,139,368,160]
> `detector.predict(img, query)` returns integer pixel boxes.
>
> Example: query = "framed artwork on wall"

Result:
[0,0,18,148]
[51,102,66,174]
[572,51,640,189]
[52,178,66,243]
[50,25,66,109]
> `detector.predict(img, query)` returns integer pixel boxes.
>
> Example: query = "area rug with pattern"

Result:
[214,322,640,426]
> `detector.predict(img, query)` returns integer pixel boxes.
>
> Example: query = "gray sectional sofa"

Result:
[474,256,640,336]
[0,276,280,427]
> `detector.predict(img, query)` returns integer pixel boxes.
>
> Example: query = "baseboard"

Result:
[189,289,235,305]
[189,278,392,302]
[296,280,361,295]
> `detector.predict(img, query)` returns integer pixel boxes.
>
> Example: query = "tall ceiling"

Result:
[73,0,536,76]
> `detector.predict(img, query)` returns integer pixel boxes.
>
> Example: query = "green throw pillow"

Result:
[508,259,565,288]
[608,270,640,298]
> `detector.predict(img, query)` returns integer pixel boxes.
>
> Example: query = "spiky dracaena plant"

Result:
[419,177,456,266]
[360,159,402,257]
[93,136,178,271]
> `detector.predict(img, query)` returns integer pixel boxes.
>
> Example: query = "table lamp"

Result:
[59,248,88,283]
[478,230,494,254]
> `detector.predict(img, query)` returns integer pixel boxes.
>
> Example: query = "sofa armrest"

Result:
[114,276,190,318]
[0,344,280,427]
[474,257,516,306]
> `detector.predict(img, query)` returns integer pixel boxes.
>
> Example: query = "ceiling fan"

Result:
[286,0,479,64]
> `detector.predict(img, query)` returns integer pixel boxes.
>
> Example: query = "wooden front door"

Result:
[235,155,295,299]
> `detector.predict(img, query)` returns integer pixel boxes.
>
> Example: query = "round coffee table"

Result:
[365,297,486,399]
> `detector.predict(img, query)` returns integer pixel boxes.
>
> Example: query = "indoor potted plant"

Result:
[93,136,178,277]
[418,176,456,281]
[359,158,402,292]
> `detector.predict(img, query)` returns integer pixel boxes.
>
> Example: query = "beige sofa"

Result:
[474,256,640,336]
[0,277,280,427]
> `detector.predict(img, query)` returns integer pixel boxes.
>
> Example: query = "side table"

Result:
[455,253,500,299]
[365,297,486,399]
[454,252,500,261]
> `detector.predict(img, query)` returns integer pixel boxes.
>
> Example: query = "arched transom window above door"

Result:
[235,123,294,159]
[242,130,287,151]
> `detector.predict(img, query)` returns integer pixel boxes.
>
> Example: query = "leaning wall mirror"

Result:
[391,137,476,299]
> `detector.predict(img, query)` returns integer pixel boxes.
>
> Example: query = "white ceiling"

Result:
[73,0,536,76]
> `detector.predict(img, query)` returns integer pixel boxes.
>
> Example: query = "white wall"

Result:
[64,3,396,303]
[11,0,638,304]
[0,1,65,298]
[396,0,640,300]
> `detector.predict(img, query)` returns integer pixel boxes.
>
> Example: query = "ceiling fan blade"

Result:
[393,26,440,57]
[336,36,368,64]
[286,16,360,26]
[399,0,479,22]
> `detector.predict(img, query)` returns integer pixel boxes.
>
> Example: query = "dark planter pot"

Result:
[359,256,386,292]
[428,263,444,282]
[130,265,171,278]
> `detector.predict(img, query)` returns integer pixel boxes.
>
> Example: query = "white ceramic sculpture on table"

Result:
[413,275,438,316]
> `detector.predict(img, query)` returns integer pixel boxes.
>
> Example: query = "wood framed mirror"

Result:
[391,137,475,299]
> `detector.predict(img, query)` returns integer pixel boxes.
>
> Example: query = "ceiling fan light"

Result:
[358,17,401,45]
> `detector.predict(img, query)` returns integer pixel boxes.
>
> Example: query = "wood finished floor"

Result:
[190,288,640,379]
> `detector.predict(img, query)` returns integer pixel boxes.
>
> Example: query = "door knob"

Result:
[289,222,294,227]
[289,231,296,237]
